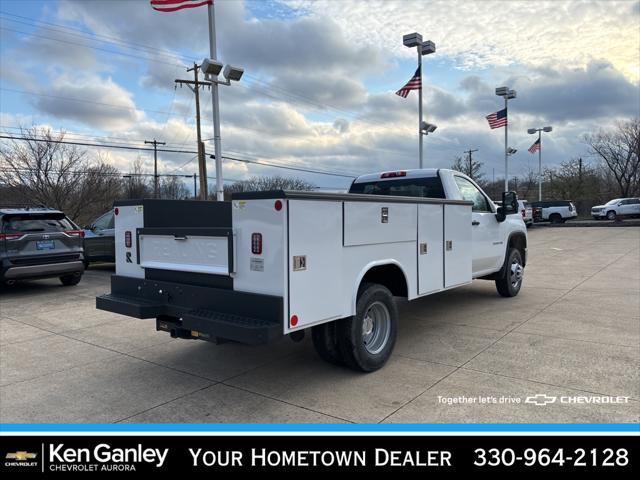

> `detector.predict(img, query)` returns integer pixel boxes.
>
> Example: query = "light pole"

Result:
[528,126,553,201]
[403,33,435,169]
[495,86,516,191]
[202,2,244,201]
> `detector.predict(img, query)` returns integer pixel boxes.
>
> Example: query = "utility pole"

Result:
[464,148,479,179]
[176,63,212,200]
[193,173,197,199]
[144,139,165,198]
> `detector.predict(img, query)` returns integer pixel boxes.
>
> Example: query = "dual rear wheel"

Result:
[311,283,398,372]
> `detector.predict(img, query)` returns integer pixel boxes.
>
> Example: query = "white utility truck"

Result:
[97,169,527,372]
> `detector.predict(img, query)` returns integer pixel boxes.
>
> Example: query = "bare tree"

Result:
[222,176,316,200]
[0,127,125,224]
[584,118,640,197]
[123,157,151,199]
[159,176,190,199]
[450,155,485,184]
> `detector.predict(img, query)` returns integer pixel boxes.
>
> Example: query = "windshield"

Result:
[605,199,621,205]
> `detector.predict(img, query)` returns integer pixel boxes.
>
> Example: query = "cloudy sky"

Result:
[1,0,639,190]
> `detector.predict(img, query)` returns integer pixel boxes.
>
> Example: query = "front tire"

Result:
[495,248,524,297]
[606,210,617,220]
[337,283,397,372]
[311,321,343,366]
[60,273,82,286]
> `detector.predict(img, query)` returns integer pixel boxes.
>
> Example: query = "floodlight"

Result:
[543,126,553,132]
[527,128,537,134]
[507,89,517,99]
[200,58,223,76]
[223,65,244,82]
[403,32,423,47]
[507,147,517,155]
[495,86,509,96]
[421,40,436,55]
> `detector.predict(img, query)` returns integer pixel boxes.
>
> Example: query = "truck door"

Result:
[417,203,444,294]
[452,176,502,275]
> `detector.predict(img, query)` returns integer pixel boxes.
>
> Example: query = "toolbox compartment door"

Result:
[137,227,233,276]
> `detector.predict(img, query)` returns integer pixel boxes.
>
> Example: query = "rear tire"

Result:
[495,248,524,297]
[311,321,343,366]
[549,213,562,224]
[337,283,397,372]
[59,274,82,286]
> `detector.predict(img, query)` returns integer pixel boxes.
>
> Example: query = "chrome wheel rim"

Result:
[362,301,391,355]
[510,260,524,288]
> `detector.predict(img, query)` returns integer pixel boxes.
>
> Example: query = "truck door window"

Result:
[453,176,491,212]
[93,212,113,230]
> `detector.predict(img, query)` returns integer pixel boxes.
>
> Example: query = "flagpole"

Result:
[208,2,224,201]
[538,130,542,201]
[418,51,423,169]
[504,97,508,192]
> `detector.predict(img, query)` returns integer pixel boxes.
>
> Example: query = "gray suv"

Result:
[1,206,85,286]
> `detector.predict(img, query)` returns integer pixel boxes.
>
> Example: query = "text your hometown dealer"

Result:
[50,444,168,468]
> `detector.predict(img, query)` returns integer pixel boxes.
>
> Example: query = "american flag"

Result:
[486,108,507,129]
[528,138,541,153]
[150,0,212,12]
[395,66,421,98]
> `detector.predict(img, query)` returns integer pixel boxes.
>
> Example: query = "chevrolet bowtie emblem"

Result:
[525,394,557,406]
[6,451,37,460]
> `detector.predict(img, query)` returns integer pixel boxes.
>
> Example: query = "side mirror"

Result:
[83,224,92,230]
[496,191,518,222]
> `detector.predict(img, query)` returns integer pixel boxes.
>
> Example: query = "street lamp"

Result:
[420,121,437,134]
[527,125,553,201]
[507,147,517,155]
[403,32,436,169]
[199,55,244,201]
[496,86,516,191]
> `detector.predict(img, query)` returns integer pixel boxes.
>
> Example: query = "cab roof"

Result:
[353,168,442,184]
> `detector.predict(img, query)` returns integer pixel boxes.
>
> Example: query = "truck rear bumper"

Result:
[96,275,284,345]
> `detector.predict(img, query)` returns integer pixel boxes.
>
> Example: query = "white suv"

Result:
[591,198,640,220]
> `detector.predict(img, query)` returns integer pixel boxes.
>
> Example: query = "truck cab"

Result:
[349,169,527,278]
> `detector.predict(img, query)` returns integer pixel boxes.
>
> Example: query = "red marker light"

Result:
[251,233,262,254]
[290,315,299,327]
[274,200,283,211]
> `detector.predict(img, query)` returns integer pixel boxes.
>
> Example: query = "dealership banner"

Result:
[1,435,635,475]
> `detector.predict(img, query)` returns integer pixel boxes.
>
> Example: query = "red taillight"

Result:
[251,233,262,254]
[274,200,283,211]
[125,231,132,248]
[381,171,407,178]
[0,233,22,240]
[65,230,85,238]
[521,210,526,217]
[114,207,119,216]
[290,315,299,327]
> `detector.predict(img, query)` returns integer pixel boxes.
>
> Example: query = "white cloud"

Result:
[286,0,640,81]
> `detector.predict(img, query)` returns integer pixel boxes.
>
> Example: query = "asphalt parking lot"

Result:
[1,227,638,424]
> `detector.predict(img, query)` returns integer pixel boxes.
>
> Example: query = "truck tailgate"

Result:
[137,227,234,275]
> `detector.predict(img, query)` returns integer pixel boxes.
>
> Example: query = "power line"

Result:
[0,25,185,68]
[0,135,357,178]
[0,88,177,116]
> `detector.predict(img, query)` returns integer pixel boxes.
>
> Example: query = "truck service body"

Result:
[97,169,527,371]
